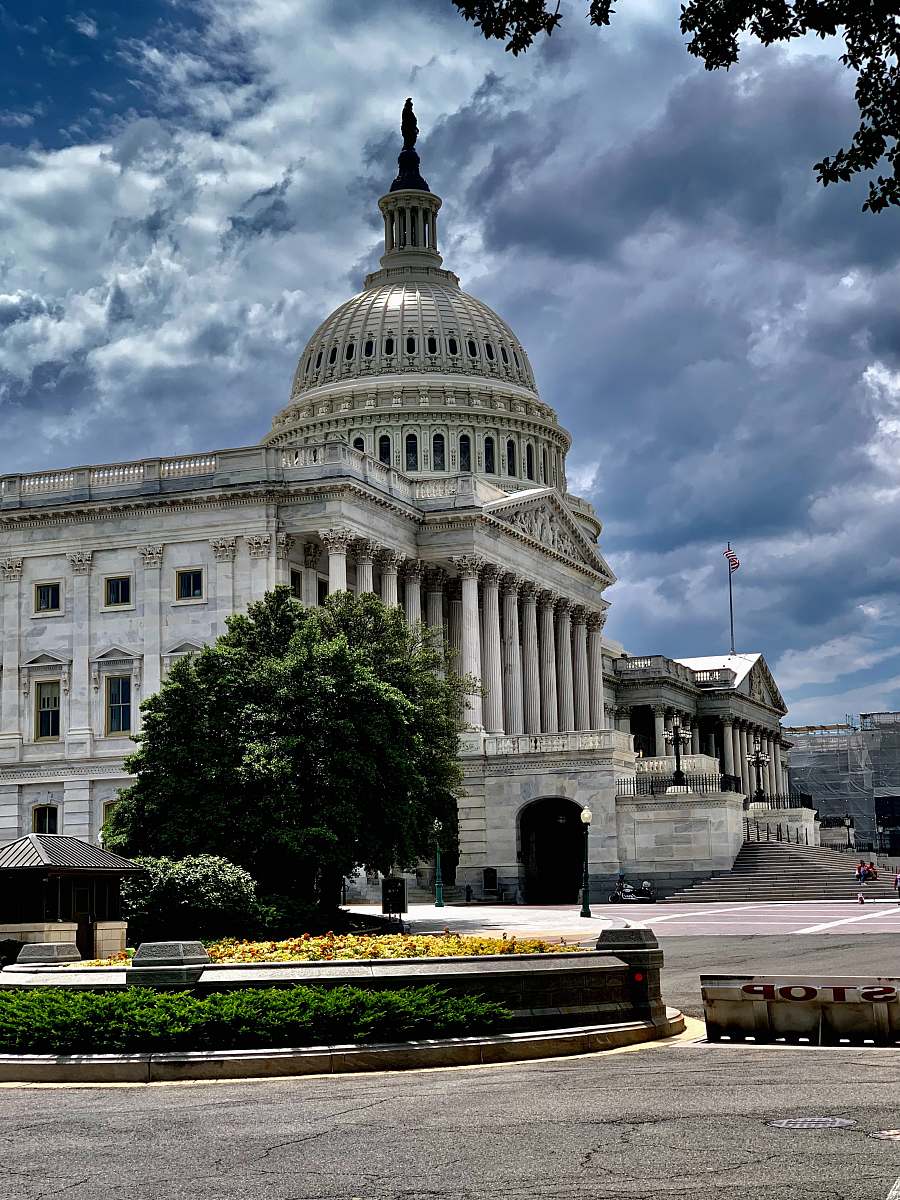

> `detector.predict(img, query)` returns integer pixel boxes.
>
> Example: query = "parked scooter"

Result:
[608,877,656,904]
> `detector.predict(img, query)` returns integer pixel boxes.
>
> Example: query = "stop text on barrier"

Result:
[740,983,898,1003]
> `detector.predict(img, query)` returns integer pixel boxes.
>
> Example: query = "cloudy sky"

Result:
[1,0,898,725]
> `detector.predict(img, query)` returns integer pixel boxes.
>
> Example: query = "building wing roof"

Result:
[0,834,140,871]
[674,652,761,688]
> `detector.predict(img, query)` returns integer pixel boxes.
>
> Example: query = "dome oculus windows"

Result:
[328,345,338,365]
[447,336,459,356]
[484,341,495,361]
[384,336,395,356]
[466,338,478,358]
[315,349,323,369]
[500,346,509,365]
[364,338,375,358]
[426,335,437,355]
[405,335,416,355]
[345,342,355,361]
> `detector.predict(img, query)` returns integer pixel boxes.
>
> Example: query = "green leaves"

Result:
[105,588,464,907]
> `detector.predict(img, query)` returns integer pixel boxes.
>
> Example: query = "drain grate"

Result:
[769,1117,856,1129]
[870,1130,900,1141]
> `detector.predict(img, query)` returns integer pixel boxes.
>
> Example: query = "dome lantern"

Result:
[378,99,443,271]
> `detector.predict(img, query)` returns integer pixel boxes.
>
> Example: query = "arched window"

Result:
[405,335,416,355]
[32,804,58,834]
[500,345,509,365]
[353,437,365,452]
[506,439,516,476]
[459,434,472,472]
[405,433,419,471]
[328,345,337,365]
[467,339,478,358]
[513,349,521,369]
[384,336,395,356]
[379,434,391,465]
[426,335,437,355]
[364,338,375,358]
[345,342,355,361]
[432,432,445,471]
[484,342,495,361]
[315,349,323,369]
[526,443,535,481]
[447,336,459,357]
[484,436,496,474]
[303,355,311,376]
[542,448,548,482]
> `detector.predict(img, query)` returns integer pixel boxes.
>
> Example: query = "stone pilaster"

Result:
[302,541,320,605]
[739,724,750,796]
[211,537,236,635]
[571,607,589,731]
[538,590,558,734]
[447,577,462,678]
[66,551,93,758]
[616,705,632,735]
[774,737,784,795]
[501,575,524,735]
[520,583,540,734]
[480,564,503,734]
[402,559,423,625]
[424,567,446,673]
[555,599,574,732]
[766,735,778,795]
[451,556,484,729]
[587,611,605,729]
[722,717,735,776]
[0,557,23,761]
[138,545,163,697]
[275,532,294,588]
[62,779,91,840]
[691,720,701,755]
[247,533,272,599]
[319,527,353,593]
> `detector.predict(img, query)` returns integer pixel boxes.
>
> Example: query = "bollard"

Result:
[595,928,665,1022]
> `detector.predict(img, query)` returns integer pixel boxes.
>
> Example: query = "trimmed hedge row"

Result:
[0,985,511,1055]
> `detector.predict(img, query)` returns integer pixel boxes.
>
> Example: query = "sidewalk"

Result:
[346,901,625,940]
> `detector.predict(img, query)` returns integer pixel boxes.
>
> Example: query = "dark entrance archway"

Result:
[519,797,584,903]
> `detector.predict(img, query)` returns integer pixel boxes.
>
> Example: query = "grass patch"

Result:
[0,985,512,1055]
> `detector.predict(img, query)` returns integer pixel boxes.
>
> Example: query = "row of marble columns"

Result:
[721,718,787,799]
[317,531,608,735]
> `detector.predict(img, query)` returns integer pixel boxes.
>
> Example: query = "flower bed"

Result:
[0,984,511,1055]
[81,932,578,967]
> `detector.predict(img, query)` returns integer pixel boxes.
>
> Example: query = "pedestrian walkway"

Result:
[347,899,900,939]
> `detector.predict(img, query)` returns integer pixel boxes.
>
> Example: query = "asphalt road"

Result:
[3,933,899,1200]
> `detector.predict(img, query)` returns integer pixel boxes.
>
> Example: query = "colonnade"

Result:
[721,717,788,799]
[316,530,607,735]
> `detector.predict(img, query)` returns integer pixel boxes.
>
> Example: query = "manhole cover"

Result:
[870,1130,900,1141]
[769,1118,856,1129]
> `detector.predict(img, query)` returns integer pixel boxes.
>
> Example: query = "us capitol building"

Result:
[0,104,805,900]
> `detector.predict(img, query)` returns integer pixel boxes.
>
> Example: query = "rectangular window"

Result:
[176,569,204,600]
[32,805,58,834]
[34,582,61,613]
[290,569,303,600]
[317,577,329,606]
[106,675,132,736]
[36,681,61,740]
[104,576,131,607]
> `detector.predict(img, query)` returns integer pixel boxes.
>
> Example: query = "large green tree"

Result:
[104,589,464,905]
[452,0,900,213]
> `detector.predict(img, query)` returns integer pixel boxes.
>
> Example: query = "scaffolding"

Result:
[786,713,900,853]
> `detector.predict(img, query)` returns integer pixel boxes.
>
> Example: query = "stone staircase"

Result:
[660,841,899,902]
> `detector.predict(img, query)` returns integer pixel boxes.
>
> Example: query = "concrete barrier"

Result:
[701,975,900,1044]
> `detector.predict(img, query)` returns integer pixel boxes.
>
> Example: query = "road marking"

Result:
[792,908,900,934]
[630,903,768,925]
[886,1177,900,1200]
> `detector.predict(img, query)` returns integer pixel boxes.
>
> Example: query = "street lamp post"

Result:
[665,714,691,787]
[844,814,853,848]
[579,807,593,918]
[876,823,884,856]
[750,736,770,804]
[433,819,444,908]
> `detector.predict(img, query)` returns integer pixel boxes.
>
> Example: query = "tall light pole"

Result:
[844,814,853,848]
[579,807,593,918]
[750,736,769,804]
[665,714,691,787]
[433,819,444,908]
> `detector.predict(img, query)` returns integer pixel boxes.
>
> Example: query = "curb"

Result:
[0,1010,685,1083]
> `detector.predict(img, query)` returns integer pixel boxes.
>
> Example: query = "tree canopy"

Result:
[452,0,900,213]
[104,589,464,906]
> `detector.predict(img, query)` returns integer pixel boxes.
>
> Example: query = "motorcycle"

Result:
[608,878,656,904]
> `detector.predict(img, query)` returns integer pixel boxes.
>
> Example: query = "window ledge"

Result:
[30,611,65,619]
[100,604,136,614]
[172,598,207,606]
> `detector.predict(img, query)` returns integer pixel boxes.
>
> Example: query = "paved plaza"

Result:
[349,898,900,940]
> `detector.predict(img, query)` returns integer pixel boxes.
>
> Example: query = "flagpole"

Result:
[727,542,736,655]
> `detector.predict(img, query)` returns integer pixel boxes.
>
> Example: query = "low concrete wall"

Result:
[702,974,900,1045]
[0,923,78,946]
[616,792,744,894]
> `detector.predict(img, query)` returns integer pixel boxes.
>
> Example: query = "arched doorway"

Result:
[519,798,584,903]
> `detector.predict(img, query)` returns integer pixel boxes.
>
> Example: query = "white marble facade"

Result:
[0,125,798,897]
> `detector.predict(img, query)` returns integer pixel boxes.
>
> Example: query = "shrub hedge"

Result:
[0,985,511,1055]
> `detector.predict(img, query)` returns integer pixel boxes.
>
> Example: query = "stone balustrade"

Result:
[614,655,694,685]
[482,730,631,756]
[636,753,721,775]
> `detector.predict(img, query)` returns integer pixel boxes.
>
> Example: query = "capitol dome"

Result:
[266,104,571,494]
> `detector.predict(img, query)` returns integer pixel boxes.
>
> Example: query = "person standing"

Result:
[894,869,900,905]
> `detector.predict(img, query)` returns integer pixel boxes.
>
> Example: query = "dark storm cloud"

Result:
[0,291,63,327]
[222,167,299,251]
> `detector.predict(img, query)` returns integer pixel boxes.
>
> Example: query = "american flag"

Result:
[724,546,740,573]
